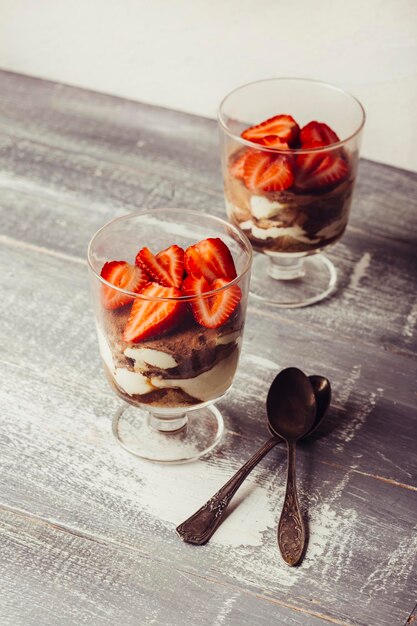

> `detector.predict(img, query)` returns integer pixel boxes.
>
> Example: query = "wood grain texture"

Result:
[2,508,346,626]
[0,70,416,626]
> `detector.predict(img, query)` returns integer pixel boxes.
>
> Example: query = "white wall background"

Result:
[1,0,416,171]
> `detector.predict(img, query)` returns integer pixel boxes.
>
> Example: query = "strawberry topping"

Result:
[184,238,237,283]
[243,152,294,192]
[257,136,289,150]
[300,121,340,148]
[230,149,253,179]
[100,261,149,310]
[182,275,241,329]
[241,114,299,147]
[136,244,184,288]
[295,153,349,191]
[123,283,184,342]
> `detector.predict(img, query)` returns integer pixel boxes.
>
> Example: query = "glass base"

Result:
[250,252,337,308]
[112,403,224,464]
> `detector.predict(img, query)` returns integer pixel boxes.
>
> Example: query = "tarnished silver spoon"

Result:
[267,368,315,566]
[176,369,331,546]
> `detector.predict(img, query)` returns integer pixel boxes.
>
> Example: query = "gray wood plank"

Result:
[0,242,416,626]
[0,70,416,626]
[0,508,342,626]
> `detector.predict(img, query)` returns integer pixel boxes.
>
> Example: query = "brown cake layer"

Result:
[224,160,354,254]
[102,305,242,379]
[99,300,243,408]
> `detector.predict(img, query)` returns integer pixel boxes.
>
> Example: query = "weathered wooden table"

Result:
[0,70,416,626]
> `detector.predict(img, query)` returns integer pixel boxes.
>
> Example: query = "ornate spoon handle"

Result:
[277,440,305,566]
[176,436,279,545]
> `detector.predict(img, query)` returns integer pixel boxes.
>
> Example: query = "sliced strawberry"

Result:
[100,261,149,310]
[123,283,183,342]
[295,154,349,191]
[257,136,290,150]
[242,114,299,147]
[136,245,184,288]
[184,238,237,282]
[156,245,184,288]
[300,121,340,148]
[182,275,241,329]
[295,152,324,178]
[243,152,294,192]
[242,151,270,190]
[229,149,253,179]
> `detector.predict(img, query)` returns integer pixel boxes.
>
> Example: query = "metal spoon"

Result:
[176,369,330,546]
[269,367,316,566]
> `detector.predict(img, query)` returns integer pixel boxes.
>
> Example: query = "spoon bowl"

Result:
[267,367,317,442]
[267,374,331,441]
[307,375,331,436]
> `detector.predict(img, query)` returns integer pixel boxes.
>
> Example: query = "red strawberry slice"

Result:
[295,152,324,178]
[257,136,290,150]
[136,245,184,288]
[300,121,340,148]
[100,261,149,310]
[229,149,253,179]
[182,275,241,329]
[295,154,349,191]
[123,283,183,342]
[243,152,294,192]
[184,238,237,283]
[242,114,299,147]
[156,245,184,287]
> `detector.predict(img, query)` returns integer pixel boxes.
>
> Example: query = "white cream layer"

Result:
[124,347,178,370]
[151,348,239,401]
[239,220,319,244]
[225,199,235,219]
[97,326,239,402]
[250,195,289,219]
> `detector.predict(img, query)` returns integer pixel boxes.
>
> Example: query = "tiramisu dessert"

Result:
[224,115,356,254]
[96,237,244,408]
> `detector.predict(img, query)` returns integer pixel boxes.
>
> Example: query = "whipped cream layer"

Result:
[97,326,240,403]
[239,219,319,244]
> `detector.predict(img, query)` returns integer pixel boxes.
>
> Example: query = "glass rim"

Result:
[217,77,366,154]
[87,208,253,302]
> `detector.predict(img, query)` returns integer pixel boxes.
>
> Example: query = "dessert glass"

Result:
[87,208,252,463]
[218,78,365,307]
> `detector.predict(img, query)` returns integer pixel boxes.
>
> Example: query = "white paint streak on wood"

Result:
[334,367,384,452]
[376,450,412,479]
[0,171,109,215]
[336,365,362,407]
[306,473,357,583]
[403,301,417,338]
[346,252,371,292]
[213,591,240,626]
[360,525,417,597]
[137,460,277,549]
[335,390,381,452]
[0,233,86,266]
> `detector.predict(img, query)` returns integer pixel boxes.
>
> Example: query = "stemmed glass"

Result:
[218,78,365,307]
[87,208,252,463]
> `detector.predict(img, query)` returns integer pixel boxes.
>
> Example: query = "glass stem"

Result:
[267,256,306,280]
[148,412,188,433]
